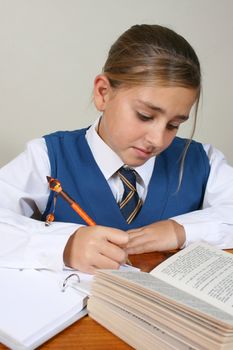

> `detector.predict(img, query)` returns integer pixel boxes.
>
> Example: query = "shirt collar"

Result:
[86,117,155,186]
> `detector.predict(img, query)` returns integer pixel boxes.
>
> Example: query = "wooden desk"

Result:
[1,250,232,350]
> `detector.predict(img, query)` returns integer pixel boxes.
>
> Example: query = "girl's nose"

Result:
[145,125,166,149]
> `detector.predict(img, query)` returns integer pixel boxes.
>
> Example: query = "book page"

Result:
[150,242,233,315]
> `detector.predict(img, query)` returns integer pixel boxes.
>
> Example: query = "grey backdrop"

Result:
[0,0,232,166]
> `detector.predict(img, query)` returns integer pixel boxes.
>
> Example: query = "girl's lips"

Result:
[133,146,153,158]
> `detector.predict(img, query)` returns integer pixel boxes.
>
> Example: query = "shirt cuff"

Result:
[172,218,233,250]
[0,222,82,271]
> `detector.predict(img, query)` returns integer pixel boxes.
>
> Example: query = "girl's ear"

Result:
[93,75,112,111]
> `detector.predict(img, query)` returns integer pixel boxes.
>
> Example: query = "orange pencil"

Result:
[46,176,132,265]
[46,176,96,226]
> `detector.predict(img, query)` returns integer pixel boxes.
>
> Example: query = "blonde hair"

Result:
[103,24,201,187]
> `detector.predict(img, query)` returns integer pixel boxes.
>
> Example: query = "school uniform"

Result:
[43,128,209,229]
[0,119,233,270]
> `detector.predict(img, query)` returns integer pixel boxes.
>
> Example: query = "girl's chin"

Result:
[121,154,151,167]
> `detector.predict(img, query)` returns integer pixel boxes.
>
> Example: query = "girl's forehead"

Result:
[113,84,198,99]
[109,84,198,115]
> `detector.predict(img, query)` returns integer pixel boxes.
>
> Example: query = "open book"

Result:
[0,268,92,350]
[88,242,233,350]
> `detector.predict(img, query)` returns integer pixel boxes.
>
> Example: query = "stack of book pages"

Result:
[88,242,233,350]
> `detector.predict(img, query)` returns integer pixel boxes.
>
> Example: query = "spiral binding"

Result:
[61,273,80,292]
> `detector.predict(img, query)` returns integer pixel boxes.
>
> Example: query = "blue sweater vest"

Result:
[42,128,210,230]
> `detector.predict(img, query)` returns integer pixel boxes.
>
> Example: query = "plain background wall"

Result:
[0,0,233,167]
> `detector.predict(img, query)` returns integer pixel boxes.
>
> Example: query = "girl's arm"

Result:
[0,139,79,270]
[0,138,128,272]
[127,144,233,253]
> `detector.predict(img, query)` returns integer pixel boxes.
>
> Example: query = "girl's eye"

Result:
[167,124,179,130]
[137,112,152,121]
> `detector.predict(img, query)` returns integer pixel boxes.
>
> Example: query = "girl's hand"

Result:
[63,225,129,274]
[126,220,186,254]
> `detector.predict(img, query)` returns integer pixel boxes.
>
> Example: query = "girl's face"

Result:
[94,77,197,167]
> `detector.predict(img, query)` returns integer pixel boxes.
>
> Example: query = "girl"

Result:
[0,24,233,274]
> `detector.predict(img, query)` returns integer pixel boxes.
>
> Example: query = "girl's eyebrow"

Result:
[137,100,189,121]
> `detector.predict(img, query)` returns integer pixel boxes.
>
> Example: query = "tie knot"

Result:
[117,167,137,191]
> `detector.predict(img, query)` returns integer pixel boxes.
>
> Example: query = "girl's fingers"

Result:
[93,253,122,270]
[100,240,127,265]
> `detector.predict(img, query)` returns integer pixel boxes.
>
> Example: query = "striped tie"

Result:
[118,167,142,224]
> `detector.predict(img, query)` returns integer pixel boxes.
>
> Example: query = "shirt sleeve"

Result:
[0,138,82,270]
[172,144,233,249]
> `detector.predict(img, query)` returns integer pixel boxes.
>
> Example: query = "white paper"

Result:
[0,268,87,350]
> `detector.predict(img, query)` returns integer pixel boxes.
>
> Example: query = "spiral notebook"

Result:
[0,267,91,350]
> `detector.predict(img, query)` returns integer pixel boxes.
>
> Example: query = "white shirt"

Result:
[87,119,155,202]
[1,120,233,270]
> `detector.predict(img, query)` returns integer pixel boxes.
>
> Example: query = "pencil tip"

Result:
[46,176,51,182]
